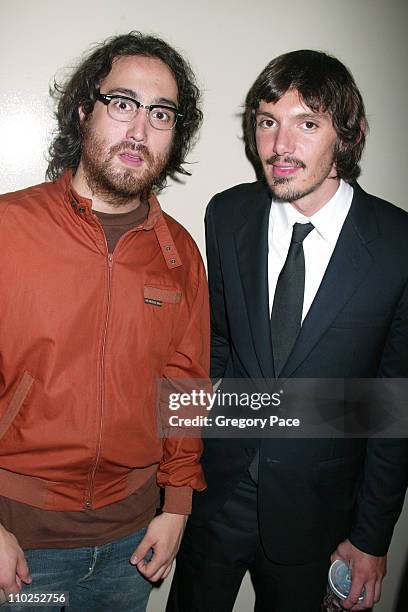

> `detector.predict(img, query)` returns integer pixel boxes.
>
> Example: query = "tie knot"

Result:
[291,222,314,244]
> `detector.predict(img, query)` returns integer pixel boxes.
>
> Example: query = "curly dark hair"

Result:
[243,50,368,183]
[46,31,203,190]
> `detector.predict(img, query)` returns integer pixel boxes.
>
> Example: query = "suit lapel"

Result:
[233,183,274,378]
[281,184,379,377]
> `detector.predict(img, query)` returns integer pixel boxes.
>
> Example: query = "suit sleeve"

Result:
[205,196,231,381]
[157,249,210,515]
[349,278,408,555]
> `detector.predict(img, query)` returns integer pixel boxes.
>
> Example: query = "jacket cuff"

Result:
[348,529,390,557]
[162,485,192,515]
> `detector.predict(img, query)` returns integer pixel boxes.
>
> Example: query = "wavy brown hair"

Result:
[46,32,203,190]
[243,50,368,182]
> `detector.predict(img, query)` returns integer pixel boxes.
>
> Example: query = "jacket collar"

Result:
[233,180,379,379]
[56,171,182,269]
[233,181,275,378]
[280,182,379,377]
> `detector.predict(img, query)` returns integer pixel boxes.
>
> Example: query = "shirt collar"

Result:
[58,169,162,230]
[270,179,353,247]
[56,170,181,267]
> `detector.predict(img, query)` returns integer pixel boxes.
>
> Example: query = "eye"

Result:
[150,107,174,123]
[111,98,136,113]
[303,121,317,130]
[257,117,276,130]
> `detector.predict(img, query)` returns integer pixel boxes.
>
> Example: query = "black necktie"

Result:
[271,222,314,376]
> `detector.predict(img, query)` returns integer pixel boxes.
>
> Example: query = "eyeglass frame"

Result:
[95,89,183,130]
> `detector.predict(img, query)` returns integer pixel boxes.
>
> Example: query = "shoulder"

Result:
[161,212,207,298]
[353,183,408,239]
[206,180,268,219]
[0,181,58,223]
[210,180,264,202]
[373,197,408,230]
[163,211,200,252]
[162,211,205,269]
[352,184,408,260]
[0,180,56,205]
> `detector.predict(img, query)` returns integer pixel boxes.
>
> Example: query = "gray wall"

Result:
[0,1,406,610]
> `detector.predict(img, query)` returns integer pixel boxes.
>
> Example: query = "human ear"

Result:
[78,105,86,122]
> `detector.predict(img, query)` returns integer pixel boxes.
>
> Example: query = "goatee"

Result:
[80,120,169,208]
[265,153,335,203]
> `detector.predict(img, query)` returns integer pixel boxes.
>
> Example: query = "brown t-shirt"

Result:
[94,201,149,252]
[0,202,158,549]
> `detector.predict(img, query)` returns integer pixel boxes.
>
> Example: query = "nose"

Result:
[125,108,149,142]
[273,125,295,157]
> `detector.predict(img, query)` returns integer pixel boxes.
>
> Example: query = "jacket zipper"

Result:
[84,249,113,509]
[82,218,144,509]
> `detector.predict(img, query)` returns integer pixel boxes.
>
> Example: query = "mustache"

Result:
[266,155,306,169]
[109,141,153,161]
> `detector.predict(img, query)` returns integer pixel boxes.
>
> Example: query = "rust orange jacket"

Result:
[0,172,209,513]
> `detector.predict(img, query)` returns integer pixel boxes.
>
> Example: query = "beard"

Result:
[264,153,336,203]
[80,120,170,208]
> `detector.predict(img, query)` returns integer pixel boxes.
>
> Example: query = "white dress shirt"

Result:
[268,179,354,322]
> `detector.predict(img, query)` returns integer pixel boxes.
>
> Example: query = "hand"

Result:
[130,512,187,582]
[0,524,32,599]
[331,539,386,610]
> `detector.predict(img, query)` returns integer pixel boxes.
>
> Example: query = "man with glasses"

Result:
[0,32,208,611]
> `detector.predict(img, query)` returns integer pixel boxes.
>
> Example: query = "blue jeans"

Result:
[1,529,152,612]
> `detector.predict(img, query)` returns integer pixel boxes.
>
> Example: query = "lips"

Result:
[118,152,144,167]
[272,164,301,177]
[266,156,305,178]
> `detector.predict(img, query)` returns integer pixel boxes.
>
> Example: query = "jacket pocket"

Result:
[330,316,388,329]
[0,371,35,441]
[144,285,182,307]
[316,452,365,485]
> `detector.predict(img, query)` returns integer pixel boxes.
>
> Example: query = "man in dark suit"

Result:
[168,50,408,611]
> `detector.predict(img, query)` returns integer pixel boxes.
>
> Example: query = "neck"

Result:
[72,163,142,214]
[289,177,340,217]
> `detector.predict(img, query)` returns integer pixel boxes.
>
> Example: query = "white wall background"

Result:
[0,0,406,610]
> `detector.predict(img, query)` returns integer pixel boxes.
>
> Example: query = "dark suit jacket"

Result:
[191,180,408,564]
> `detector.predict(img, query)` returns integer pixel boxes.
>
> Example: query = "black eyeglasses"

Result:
[95,90,182,130]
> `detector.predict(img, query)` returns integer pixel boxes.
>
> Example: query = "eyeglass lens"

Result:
[107,97,177,130]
